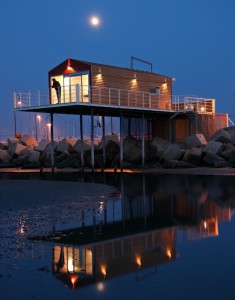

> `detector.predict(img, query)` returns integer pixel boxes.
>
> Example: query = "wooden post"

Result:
[80,114,84,172]
[50,113,55,173]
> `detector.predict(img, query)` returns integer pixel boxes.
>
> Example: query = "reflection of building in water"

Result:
[172,191,231,239]
[53,227,176,289]
[50,174,234,289]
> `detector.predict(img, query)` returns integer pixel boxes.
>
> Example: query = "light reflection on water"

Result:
[1,173,235,300]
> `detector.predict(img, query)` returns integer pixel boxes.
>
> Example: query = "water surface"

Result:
[1,172,235,300]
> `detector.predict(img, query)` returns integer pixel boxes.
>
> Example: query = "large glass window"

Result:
[50,72,90,104]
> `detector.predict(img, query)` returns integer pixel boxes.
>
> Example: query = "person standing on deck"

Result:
[52,78,61,103]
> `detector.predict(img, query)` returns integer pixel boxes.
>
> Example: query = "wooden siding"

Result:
[48,58,172,110]
[90,63,172,109]
[152,119,169,140]
[174,119,190,142]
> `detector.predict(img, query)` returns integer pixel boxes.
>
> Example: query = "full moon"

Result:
[90,16,100,26]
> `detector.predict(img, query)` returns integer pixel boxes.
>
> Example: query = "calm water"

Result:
[1,172,235,300]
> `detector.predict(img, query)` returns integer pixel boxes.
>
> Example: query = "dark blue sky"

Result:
[1,0,235,137]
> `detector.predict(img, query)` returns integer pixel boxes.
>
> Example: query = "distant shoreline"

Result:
[0,166,235,176]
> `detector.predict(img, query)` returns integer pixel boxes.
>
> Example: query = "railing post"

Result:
[38,90,40,107]
[69,84,72,103]
[76,84,80,102]
[63,85,66,103]
[28,91,31,107]
[13,92,16,108]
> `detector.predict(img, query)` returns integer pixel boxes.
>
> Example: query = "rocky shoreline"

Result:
[1,126,235,171]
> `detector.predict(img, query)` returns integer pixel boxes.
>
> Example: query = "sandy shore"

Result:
[0,179,117,211]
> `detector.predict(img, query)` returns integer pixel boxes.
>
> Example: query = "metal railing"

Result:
[14,85,215,113]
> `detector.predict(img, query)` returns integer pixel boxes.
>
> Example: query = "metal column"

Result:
[102,115,106,169]
[141,112,145,167]
[50,113,55,173]
[91,109,95,171]
[80,114,84,172]
[120,113,123,171]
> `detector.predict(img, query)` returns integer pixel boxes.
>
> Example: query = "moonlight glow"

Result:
[90,16,100,26]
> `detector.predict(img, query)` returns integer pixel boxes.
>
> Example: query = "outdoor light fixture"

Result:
[98,67,102,74]
[65,58,74,73]
[133,72,137,80]
[200,106,206,112]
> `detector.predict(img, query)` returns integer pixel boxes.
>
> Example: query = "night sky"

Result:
[1,0,235,138]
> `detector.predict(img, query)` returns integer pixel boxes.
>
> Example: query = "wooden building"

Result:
[14,57,228,169]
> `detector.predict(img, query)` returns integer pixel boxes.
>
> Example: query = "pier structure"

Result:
[14,58,228,170]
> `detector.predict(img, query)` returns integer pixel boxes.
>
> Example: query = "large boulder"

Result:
[183,147,203,165]
[145,145,159,163]
[105,140,120,166]
[18,147,33,160]
[35,139,50,152]
[56,138,75,153]
[151,137,168,155]
[99,133,119,148]
[226,126,235,144]
[202,151,225,166]
[162,144,185,160]
[73,139,91,154]
[208,128,231,143]
[123,136,137,153]
[56,153,80,168]
[0,142,7,150]
[229,150,235,165]
[28,150,41,162]
[7,137,19,148]
[9,143,28,156]
[220,149,234,161]
[20,134,37,148]
[44,141,58,153]
[204,140,223,154]
[0,149,12,162]
[124,145,142,165]
[184,133,207,149]
[162,159,180,169]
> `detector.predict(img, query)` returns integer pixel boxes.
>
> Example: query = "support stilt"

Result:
[91,109,95,172]
[141,112,145,167]
[50,113,55,174]
[80,114,84,173]
[102,115,106,170]
[120,113,123,172]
